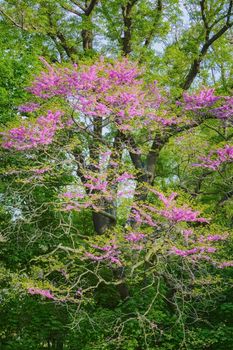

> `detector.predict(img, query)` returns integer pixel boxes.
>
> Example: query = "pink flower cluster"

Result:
[182,229,194,241]
[158,207,209,223]
[108,60,139,85]
[26,58,172,131]
[84,174,108,192]
[170,246,216,257]
[199,234,228,242]
[2,111,63,150]
[124,231,145,251]
[32,167,50,175]
[63,202,92,211]
[212,97,233,120]
[218,261,233,268]
[116,172,134,182]
[180,87,233,122]
[151,115,179,126]
[125,232,145,242]
[85,242,121,265]
[28,288,55,300]
[60,189,106,212]
[150,190,177,207]
[182,88,220,111]
[28,63,67,98]
[145,190,209,223]
[62,192,85,199]
[18,102,40,113]
[118,189,135,198]
[132,208,157,227]
[169,228,229,263]
[193,144,233,170]
[60,191,91,211]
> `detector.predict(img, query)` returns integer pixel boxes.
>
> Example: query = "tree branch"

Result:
[60,3,83,16]
[144,0,163,48]
[47,13,78,58]
[182,0,233,90]
[85,0,99,16]
[94,209,116,222]
[0,8,27,30]
[121,0,139,55]
[69,0,86,12]
[200,0,210,40]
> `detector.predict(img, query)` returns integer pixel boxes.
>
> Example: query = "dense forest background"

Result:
[0,1,233,349]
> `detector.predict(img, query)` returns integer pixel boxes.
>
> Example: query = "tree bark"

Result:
[92,209,116,234]
[122,3,133,55]
[121,1,139,55]
[81,28,93,50]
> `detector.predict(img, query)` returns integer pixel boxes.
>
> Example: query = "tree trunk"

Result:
[56,339,64,350]
[81,28,93,51]
[121,2,133,56]
[181,58,201,90]
[92,209,116,234]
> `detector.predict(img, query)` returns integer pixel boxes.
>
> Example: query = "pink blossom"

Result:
[170,247,199,257]
[63,202,91,211]
[117,124,132,131]
[131,207,157,227]
[193,145,233,170]
[218,261,233,268]
[32,167,50,174]
[18,102,40,113]
[170,246,216,257]
[62,192,85,199]
[28,288,55,300]
[24,58,170,132]
[76,288,83,297]
[116,172,135,182]
[118,189,135,198]
[131,244,144,251]
[85,243,121,266]
[144,192,209,223]
[151,190,177,207]
[206,247,216,253]
[125,232,145,242]
[206,234,228,242]
[84,174,108,192]
[2,111,63,150]
[182,88,220,111]
[182,229,193,241]
[211,97,233,120]
[158,207,209,223]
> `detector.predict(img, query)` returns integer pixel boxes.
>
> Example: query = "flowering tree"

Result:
[1,57,233,348]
